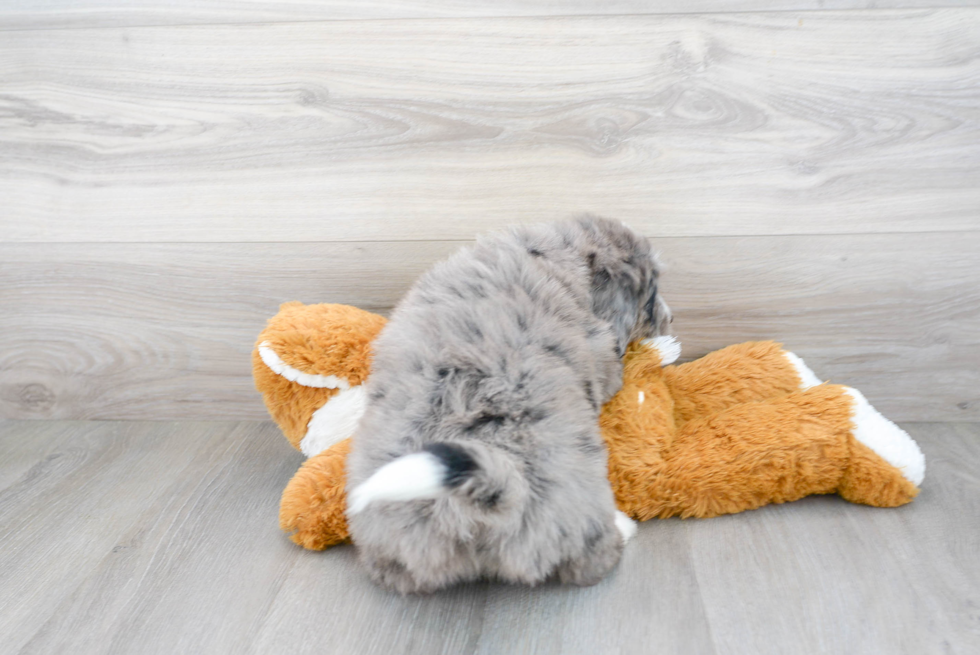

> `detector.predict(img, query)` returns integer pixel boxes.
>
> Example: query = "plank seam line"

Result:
[0,6,973,34]
[4,229,980,247]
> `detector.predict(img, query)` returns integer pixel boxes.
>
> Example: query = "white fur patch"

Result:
[615,510,637,543]
[258,341,350,390]
[300,384,367,457]
[844,387,926,486]
[784,351,823,390]
[347,452,447,516]
[640,335,681,366]
[637,391,645,405]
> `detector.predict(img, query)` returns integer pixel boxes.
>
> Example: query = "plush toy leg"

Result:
[616,383,922,521]
[836,387,923,507]
[279,438,352,550]
[660,341,821,426]
[837,439,920,508]
[615,384,853,519]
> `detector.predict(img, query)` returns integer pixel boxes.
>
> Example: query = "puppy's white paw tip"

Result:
[615,510,637,544]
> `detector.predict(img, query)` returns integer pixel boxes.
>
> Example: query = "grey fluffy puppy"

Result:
[346,216,671,594]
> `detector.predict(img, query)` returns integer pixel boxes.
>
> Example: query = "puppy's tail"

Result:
[347,442,520,516]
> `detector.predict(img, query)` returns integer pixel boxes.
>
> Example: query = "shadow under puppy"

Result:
[346,216,671,593]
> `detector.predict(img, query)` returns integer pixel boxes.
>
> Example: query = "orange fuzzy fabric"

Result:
[253,302,386,450]
[603,341,916,519]
[254,304,919,551]
[839,439,918,507]
[279,439,352,549]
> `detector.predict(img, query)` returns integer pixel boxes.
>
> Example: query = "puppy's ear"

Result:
[587,251,636,357]
[642,279,672,337]
[654,294,672,335]
[643,251,670,336]
[643,283,658,330]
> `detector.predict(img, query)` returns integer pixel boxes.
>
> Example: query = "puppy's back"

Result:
[346,219,643,593]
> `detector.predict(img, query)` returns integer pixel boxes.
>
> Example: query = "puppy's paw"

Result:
[615,510,637,543]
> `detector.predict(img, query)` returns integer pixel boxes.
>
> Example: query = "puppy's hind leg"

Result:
[360,549,426,595]
[556,514,630,586]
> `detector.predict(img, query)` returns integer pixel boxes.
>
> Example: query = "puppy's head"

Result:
[574,216,671,353]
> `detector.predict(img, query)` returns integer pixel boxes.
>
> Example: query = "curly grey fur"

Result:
[346,216,670,594]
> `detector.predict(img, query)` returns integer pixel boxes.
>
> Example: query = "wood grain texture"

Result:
[0,421,302,655]
[2,232,977,422]
[469,523,716,655]
[0,420,977,653]
[0,421,240,653]
[18,423,303,655]
[0,240,460,421]
[0,420,75,492]
[4,1,980,30]
[2,10,978,242]
[689,421,980,655]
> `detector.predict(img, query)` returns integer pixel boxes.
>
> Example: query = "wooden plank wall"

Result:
[1,2,978,421]
[3,1,980,29]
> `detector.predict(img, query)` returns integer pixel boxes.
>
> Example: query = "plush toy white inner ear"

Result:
[300,385,367,457]
[258,341,350,390]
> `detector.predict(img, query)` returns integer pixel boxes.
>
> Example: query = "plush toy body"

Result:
[254,303,924,551]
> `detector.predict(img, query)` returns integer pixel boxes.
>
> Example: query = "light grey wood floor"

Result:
[1,419,977,655]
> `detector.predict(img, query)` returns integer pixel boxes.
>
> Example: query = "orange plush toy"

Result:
[254,303,925,551]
